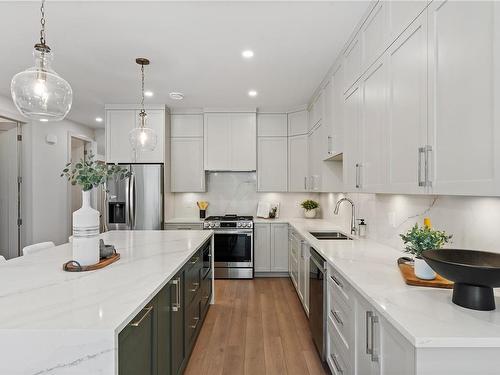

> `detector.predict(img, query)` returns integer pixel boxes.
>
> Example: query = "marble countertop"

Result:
[286,218,500,348]
[0,230,213,375]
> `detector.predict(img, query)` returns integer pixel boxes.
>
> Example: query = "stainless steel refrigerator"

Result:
[105,164,163,230]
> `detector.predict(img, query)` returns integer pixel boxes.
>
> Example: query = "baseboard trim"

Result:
[255,272,289,278]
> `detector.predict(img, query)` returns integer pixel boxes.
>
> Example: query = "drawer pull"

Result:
[189,316,200,329]
[172,278,181,312]
[331,310,343,326]
[130,306,153,327]
[190,257,200,265]
[330,274,343,288]
[330,353,343,374]
[190,282,200,293]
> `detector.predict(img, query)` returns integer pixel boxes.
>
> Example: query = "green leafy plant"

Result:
[400,223,452,258]
[301,200,319,211]
[61,151,131,191]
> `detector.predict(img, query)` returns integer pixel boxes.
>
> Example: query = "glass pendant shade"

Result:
[129,112,158,152]
[11,48,72,121]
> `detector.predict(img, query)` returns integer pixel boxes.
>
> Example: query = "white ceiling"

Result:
[0,1,369,128]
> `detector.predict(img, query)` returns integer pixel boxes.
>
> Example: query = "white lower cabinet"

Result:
[254,223,288,273]
[170,137,205,192]
[327,263,415,375]
[288,229,309,315]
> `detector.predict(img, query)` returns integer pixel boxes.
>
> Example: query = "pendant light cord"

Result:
[40,0,46,46]
[139,63,146,129]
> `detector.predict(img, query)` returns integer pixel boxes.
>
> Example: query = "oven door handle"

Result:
[213,230,253,235]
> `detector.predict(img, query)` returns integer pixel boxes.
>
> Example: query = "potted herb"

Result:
[400,223,452,280]
[61,152,131,266]
[301,199,319,219]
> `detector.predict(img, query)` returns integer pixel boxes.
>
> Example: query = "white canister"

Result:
[414,257,436,280]
[72,190,100,266]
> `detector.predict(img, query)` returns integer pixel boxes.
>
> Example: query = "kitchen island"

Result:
[0,230,213,375]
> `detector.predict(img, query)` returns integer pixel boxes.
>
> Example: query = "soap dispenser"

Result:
[357,219,367,238]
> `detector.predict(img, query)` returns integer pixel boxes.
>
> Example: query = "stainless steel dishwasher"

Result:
[309,248,326,361]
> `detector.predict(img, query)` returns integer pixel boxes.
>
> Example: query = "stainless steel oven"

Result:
[204,215,254,279]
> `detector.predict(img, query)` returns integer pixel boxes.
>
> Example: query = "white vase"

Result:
[304,208,316,219]
[414,257,436,280]
[72,190,100,266]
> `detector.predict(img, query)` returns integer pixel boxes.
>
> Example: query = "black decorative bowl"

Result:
[422,249,500,311]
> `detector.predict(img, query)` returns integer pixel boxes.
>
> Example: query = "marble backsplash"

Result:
[171,172,319,218]
[319,192,500,254]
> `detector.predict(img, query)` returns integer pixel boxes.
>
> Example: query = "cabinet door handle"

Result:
[371,314,379,362]
[190,282,200,293]
[330,353,343,374]
[418,147,426,187]
[190,256,200,265]
[425,145,432,188]
[172,277,181,312]
[330,274,343,288]
[189,316,200,330]
[331,310,343,326]
[304,176,307,190]
[130,306,153,327]
[366,311,373,355]
[355,163,361,188]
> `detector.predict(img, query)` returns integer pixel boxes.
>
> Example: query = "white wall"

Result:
[94,128,105,157]
[319,193,500,254]
[172,172,319,219]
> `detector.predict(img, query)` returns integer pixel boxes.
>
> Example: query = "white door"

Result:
[230,113,256,171]
[308,124,323,192]
[171,114,203,137]
[343,84,361,191]
[171,138,205,192]
[271,223,289,272]
[136,109,165,163]
[386,12,428,194]
[257,113,287,137]
[288,110,308,136]
[204,113,231,170]
[254,223,271,272]
[106,109,136,163]
[360,58,388,193]
[257,137,287,192]
[428,1,500,196]
[288,134,309,192]
[379,317,415,375]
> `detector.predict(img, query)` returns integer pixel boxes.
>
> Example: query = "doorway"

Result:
[0,116,22,259]
[67,134,96,238]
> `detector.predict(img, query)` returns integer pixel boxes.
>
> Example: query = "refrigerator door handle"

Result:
[130,174,136,229]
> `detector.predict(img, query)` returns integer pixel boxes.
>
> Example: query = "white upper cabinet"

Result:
[361,1,388,70]
[343,35,363,93]
[171,114,203,137]
[106,108,165,164]
[359,58,388,193]
[387,1,427,42]
[204,112,256,171]
[257,113,287,137]
[288,134,309,192]
[309,92,323,131]
[257,137,287,192]
[428,1,500,196]
[171,137,205,192]
[343,84,362,192]
[288,110,309,136]
[323,65,344,160]
[386,11,428,194]
[308,124,323,192]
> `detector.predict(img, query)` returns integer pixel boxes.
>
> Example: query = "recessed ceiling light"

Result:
[242,50,254,59]
[95,117,103,123]
[39,119,48,122]
[169,92,184,100]
[248,90,258,97]
[144,90,154,97]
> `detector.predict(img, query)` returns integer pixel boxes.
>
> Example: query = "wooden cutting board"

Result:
[397,257,453,289]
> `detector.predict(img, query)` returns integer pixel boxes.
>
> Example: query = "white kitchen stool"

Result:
[22,242,55,256]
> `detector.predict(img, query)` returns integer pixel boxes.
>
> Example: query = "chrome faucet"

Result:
[334,197,357,235]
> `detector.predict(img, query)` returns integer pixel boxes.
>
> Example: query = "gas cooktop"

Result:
[204,215,253,222]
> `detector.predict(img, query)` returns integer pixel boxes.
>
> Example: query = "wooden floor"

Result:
[184,278,328,375]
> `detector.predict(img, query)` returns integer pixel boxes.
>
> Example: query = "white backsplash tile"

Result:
[319,192,500,254]
[172,172,319,218]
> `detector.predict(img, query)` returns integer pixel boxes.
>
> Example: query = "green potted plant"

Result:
[400,223,452,280]
[301,199,319,219]
[61,152,130,266]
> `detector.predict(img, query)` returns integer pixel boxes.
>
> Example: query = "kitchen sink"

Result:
[309,231,352,240]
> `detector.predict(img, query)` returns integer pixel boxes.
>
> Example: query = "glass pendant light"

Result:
[10,0,72,122]
[129,58,157,152]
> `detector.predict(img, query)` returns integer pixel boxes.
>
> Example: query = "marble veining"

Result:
[0,230,212,375]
